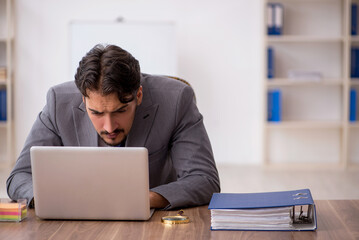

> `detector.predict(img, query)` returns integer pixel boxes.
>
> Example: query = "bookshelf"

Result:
[0,0,14,166]
[263,0,359,168]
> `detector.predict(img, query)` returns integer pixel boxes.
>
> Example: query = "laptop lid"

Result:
[30,146,152,220]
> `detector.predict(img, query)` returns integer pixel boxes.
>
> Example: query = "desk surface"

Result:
[0,200,358,240]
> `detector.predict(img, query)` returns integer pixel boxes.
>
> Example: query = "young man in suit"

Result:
[7,44,220,209]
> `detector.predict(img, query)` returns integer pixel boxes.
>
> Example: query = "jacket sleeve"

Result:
[150,85,220,209]
[6,87,63,207]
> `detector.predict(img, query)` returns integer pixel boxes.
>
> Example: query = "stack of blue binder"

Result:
[0,89,6,121]
[351,47,359,78]
[267,89,281,122]
[208,189,317,231]
[352,3,358,35]
[267,47,274,79]
[267,3,283,35]
[350,88,357,122]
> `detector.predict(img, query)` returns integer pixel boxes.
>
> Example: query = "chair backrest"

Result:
[165,76,196,103]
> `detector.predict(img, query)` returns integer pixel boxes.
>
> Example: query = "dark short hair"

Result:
[74,44,141,103]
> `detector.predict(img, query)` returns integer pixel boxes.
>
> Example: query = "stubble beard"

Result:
[100,129,126,146]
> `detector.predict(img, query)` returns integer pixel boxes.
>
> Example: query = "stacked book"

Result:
[209,189,317,231]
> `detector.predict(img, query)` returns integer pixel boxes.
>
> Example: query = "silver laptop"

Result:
[30,146,153,220]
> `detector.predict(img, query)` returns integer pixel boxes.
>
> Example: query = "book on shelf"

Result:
[288,70,322,82]
[267,89,281,122]
[267,47,274,79]
[0,67,6,81]
[267,3,283,36]
[352,3,358,36]
[274,3,283,35]
[351,48,359,78]
[267,3,274,35]
[349,47,359,78]
[0,89,7,121]
[208,189,317,231]
[350,88,357,122]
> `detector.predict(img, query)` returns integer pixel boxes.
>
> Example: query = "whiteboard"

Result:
[69,21,177,79]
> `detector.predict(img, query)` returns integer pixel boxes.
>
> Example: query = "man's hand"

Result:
[150,191,169,209]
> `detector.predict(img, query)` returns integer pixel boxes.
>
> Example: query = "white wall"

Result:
[13,0,264,164]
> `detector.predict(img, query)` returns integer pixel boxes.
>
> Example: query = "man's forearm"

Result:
[149,191,169,209]
[151,174,220,210]
[6,172,34,207]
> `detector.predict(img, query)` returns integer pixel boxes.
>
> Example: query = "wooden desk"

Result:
[0,200,358,240]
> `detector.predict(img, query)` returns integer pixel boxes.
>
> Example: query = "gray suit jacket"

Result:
[7,74,220,209]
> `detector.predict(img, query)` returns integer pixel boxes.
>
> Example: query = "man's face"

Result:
[83,87,143,146]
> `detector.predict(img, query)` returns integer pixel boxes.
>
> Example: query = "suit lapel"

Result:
[125,103,158,147]
[126,79,158,147]
[72,102,98,146]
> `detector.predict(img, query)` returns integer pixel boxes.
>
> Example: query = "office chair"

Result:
[165,76,196,103]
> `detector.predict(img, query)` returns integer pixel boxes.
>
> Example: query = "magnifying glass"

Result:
[161,210,190,224]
